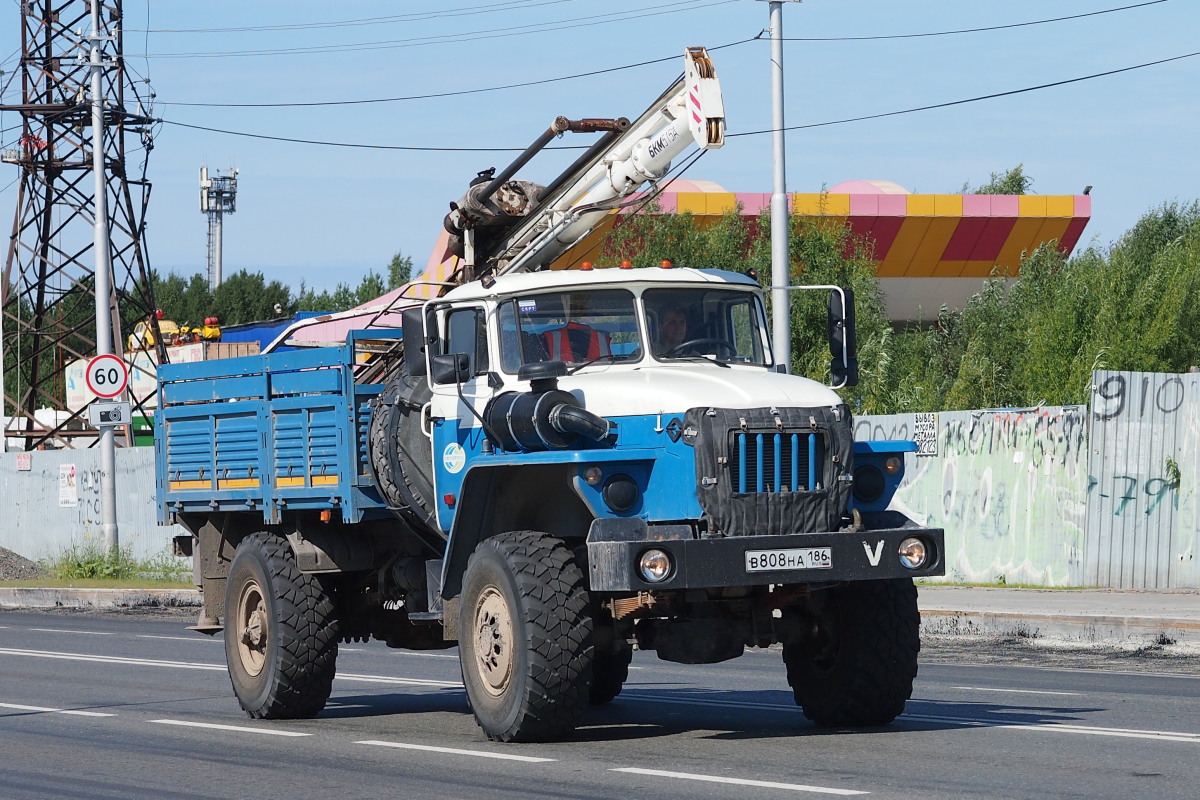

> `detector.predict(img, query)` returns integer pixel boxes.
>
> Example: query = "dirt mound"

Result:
[0,546,47,581]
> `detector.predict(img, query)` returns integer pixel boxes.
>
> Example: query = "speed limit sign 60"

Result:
[85,354,129,399]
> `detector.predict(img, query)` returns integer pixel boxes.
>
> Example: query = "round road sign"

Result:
[85,354,129,399]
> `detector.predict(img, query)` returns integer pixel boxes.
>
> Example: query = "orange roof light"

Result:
[660,260,673,269]
[619,260,633,270]
[580,261,593,271]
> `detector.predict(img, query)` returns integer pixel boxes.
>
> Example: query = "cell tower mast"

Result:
[1,0,162,450]
[200,166,238,291]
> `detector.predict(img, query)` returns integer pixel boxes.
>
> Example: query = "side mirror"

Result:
[431,353,472,385]
[828,288,859,388]
[401,307,434,377]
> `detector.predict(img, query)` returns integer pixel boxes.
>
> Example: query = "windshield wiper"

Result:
[660,354,730,368]
[567,353,620,374]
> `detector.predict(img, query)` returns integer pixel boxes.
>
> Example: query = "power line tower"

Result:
[1,0,162,450]
[200,165,238,291]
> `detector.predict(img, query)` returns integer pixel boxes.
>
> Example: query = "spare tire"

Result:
[369,374,437,533]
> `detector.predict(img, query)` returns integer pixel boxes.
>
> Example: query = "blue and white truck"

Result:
[155,49,945,743]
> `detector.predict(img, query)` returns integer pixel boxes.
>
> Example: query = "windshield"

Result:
[497,288,643,372]
[643,287,772,366]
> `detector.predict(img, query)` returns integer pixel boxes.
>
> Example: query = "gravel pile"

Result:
[0,545,47,581]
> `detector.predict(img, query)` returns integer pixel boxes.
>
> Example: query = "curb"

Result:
[921,609,1200,646]
[0,587,201,610]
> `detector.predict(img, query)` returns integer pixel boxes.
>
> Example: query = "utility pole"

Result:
[1,0,160,452]
[200,166,238,292]
[758,0,801,372]
[88,0,119,553]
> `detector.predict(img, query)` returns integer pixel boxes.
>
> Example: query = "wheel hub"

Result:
[235,580,268,677]
[472,586,514,697]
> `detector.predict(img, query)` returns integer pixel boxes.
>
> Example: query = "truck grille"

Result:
[729,431,823,493]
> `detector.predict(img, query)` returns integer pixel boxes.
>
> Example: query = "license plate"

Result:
[745,547,833,572]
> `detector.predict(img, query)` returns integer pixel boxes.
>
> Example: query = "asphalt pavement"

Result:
[2,583,1198,646]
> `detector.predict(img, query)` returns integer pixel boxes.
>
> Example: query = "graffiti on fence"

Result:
[857,407,1088,586]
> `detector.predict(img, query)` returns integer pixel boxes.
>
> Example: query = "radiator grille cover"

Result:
[685,405,853,536]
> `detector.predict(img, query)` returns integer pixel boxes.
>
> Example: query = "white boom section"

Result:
[497,47,725,276]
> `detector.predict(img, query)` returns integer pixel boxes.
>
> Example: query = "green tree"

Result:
[211,270,293,325]
[965,164,1033,195]
[387,251,414,289]
[294,269,394,313]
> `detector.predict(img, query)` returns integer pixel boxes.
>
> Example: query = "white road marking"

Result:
[336,672,461,688]
[137,634,218,643]
[0,647,223,672]
[906,714,1200,744]
[150,719,312,737]
[357,740,554,763]
[30,628,112,636]
[396,652,458,659]
[3,646,1195,747]
[0,648,461,687]
[0,702,114,717]
[610,767,867,795]
[949,686,1081,696]
[634,692,1200,744]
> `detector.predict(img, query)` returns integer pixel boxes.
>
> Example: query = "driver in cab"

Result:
[653,303,689,356]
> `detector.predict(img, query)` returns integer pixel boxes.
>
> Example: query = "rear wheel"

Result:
[783,579,919,727]
[458,531,592,742]
[589,646,632,705]
[224,533,339,719]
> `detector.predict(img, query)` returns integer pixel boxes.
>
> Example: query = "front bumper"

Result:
[586,522,945,593]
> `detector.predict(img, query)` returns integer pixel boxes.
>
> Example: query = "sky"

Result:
[1,0,1197,295]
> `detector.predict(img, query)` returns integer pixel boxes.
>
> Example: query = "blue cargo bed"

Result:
[155,330,402,525]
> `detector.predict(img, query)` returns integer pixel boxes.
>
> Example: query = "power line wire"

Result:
[156,38,755,108]
[146,2,1162,108]
[151,50,1200,153]
[131,0,738,59]
[772,0,1168,42]
[128,0,568,34]
[729,49,1200,138]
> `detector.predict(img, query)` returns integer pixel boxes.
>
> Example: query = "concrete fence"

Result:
[0,447,185,563]
[855,407,1089,586]
[2,369,1197,587]
[858,370,1200,588]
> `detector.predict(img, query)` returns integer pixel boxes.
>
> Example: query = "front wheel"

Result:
[458,531,592,742]
[224,533,339,719]
[783,578,920,727]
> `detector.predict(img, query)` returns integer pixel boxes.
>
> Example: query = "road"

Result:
[1,610,1198,799]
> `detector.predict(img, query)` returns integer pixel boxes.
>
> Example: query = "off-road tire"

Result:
[459,531,592,742]
[783,578,919,727]
[589,646,632,705]
[224,532,339,719]
[368,377,436,529]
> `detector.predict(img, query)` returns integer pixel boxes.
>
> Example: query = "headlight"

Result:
[638,548,672,582]
[884,455,903,475]
[898,537,928,569]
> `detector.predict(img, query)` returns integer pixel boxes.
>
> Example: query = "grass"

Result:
[0,543,193,589]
